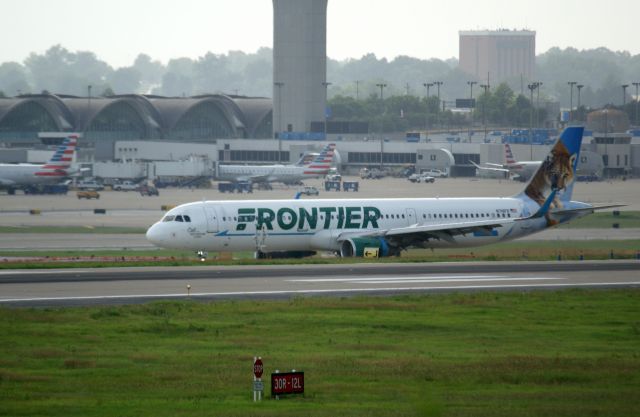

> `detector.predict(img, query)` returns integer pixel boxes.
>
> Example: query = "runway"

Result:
[1,261,638,307]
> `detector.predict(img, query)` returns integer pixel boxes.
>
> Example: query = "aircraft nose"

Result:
[146,223,164,246]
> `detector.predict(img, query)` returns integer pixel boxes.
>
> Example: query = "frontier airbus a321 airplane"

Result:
[146,127,621,259]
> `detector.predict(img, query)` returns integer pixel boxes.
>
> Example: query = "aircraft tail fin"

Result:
[35,135,78,178]
[304,143,336,174]
[504,143,517,165]
[517,126,584,209]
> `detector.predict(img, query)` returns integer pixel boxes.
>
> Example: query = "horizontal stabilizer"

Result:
[551,204,627,216]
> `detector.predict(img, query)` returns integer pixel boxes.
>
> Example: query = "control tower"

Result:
[273,0,327,136]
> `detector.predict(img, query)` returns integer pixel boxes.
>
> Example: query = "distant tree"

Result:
[24,45,112,95]
[102,87,115,97]
[0,62,30,96]
[107,67,142,94]
[132,53,164,88]
[0,90,6,98]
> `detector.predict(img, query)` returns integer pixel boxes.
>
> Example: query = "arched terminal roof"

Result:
[0,93,274,144]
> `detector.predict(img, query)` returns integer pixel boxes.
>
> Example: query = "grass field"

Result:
[1,239,639,269]
[1,290,639,416]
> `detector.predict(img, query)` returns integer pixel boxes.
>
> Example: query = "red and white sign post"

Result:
[253,357,264,402]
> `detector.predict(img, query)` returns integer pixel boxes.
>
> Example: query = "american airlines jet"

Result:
[472,143,541,181]
[215,143,336,185]
[147,127,620,259]
[0,135,78,194]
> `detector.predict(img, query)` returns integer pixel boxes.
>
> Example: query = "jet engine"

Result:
[339,237,396,258]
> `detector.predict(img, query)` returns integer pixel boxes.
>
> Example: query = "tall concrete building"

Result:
[273,0,327,136]
[459,30,535,84]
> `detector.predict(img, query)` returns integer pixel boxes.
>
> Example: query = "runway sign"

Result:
[271,371,304,397]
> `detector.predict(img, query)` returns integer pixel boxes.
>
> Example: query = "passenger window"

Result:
[184,215,191,222]
[175,215,184,222]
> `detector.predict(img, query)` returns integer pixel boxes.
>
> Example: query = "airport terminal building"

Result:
[0,94,638,179]
[0,93,273,145]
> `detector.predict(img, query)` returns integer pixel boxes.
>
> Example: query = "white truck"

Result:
[113,180,139,191]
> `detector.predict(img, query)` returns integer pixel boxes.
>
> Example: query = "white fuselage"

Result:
[0,164,55,186]
[216,164,326,184]
[505,161,541,179]
[146,197,548,253]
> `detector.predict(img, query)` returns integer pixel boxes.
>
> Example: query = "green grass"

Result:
[1,239,639,269]
[558,211,640,229]
[1,290,639,416]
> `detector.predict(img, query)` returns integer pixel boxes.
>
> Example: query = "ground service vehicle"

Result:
[77,190,100,199]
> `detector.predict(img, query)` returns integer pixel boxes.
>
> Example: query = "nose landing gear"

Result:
[196,250,207,261]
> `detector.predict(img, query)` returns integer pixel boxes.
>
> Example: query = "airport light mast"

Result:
[433,81,443,129]
[479,83,489,141]
[567,81,577,122]
[423,82,434,140]
[576,84,584,122]
[633,82,640,126]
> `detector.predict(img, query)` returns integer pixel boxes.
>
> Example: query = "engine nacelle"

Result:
[339,237,393,258]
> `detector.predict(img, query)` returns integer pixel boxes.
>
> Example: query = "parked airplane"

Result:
[215,143,336,185]
[147,127,620,258]
[472,143,541,181]
[0,135,78,194]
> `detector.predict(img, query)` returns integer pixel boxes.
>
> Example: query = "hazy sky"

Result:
[3,0,638,68]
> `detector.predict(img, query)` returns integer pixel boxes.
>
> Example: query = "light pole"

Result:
[423,82,434,140]
[633,82,640,126]
[433,81,443,129]
[576,84,584,122]
[622,84,629,108]
[376,83,387,100]
[355,80,361,100]
[467,81,477,140]
[527,83,538,151]
[568,81,577,122]
[534,81,542,128]
[480,84,489,141]
[274,81,284,162]
[375,83,387,169]
[87,85,92,111]
[322,81,331,140]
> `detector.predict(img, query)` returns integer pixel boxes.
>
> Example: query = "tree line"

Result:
[0,44,638,127]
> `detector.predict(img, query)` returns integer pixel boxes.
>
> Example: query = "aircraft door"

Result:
[203,205,219,233]
[405,208,417,226]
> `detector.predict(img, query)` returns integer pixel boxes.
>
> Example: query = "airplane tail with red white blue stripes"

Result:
[35,135,78,178]
[303,143,336,175]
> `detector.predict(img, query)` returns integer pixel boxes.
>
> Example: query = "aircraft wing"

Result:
[337,217,516,247]
[471,161,510,173]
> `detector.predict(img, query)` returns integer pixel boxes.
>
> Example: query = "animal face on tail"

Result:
[524,131,580,225]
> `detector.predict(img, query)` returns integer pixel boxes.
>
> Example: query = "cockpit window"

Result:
[162,214,191,222]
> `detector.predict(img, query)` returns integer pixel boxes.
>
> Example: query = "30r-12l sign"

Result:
[271,372,304,396]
